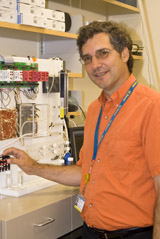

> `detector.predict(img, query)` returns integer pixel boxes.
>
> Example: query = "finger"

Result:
[3,147,17,156]
[7,157,20,165]
[3,147,23,159]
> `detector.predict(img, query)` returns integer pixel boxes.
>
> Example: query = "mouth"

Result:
[94,70,109,78]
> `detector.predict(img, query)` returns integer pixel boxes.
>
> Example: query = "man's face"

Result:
[81,32,130,99]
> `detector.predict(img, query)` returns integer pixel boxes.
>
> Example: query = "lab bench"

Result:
[0,184,83,239]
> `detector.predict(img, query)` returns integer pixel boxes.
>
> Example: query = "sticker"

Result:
[74,194,86,213]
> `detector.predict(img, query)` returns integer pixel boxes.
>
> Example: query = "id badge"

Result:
[74,194,85,213]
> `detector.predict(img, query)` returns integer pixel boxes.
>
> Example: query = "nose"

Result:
[90,56,102,69]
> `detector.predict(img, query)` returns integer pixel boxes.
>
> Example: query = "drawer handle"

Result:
[34,218,55,227]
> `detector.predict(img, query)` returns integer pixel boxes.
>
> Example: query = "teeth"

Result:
[96,72,104,76]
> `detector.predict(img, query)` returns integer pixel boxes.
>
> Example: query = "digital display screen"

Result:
[69,126,84,164]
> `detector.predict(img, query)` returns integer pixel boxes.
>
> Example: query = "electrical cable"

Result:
[14,87,22,104]
[0,89,12,108]
[63,117,69,142]
[20,120,37,138]
[47,76,55,96]
[78,104,86,120]
[0,133,34,150]
[22,86,39,100]
[69,119,77,127]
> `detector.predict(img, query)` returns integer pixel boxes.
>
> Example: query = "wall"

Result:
[0,29,40,57]
[142,0,160,87]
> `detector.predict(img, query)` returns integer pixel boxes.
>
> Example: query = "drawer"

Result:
[2,197,71,239]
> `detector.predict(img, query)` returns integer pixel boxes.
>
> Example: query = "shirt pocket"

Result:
[100,137,142,172]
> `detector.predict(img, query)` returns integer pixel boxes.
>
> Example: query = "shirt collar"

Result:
[98,74,137,106]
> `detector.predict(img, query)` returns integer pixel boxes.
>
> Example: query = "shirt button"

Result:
[89,203,93,207]
[91,180,95,184]
[105,116,108,119]
[97,159,100,163]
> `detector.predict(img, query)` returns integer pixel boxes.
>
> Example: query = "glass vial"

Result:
[17,168,24,187]
[6,171,12,189]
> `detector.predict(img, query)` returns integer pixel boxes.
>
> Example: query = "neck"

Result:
[104,72,131,100]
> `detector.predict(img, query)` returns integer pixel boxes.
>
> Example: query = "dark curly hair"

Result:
[77,21,134,73]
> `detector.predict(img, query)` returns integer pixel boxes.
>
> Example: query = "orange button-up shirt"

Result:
[77,74,160,230]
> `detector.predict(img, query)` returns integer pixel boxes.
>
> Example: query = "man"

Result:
[3,21,160,239]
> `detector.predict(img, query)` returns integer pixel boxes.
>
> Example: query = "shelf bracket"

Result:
[40,35,45,55]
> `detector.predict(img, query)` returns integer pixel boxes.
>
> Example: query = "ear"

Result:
[121,47,129,63]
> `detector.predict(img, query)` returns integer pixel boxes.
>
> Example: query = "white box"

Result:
[13,70,23,81]
[49,57,64,77]
[17,13,45,28]
[42,9,65,22]
[0,0,17,9]
[17,3,44,18]
[0,8,17,24]
[0,70,5,81]
[44,19,65,32]
[16,0,45,8]
[52,11,65,22]
[0,70,13,81]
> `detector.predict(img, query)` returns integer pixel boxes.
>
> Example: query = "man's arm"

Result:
[153,175,160,238]
[3,147,81,187]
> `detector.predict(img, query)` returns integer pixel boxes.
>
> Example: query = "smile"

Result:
[94,70,109,77]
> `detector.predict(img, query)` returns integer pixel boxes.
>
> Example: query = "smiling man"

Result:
[3,21,160,239]
[79,32,130,99]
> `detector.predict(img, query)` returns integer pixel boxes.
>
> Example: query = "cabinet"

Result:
[0,184,83,239]
[3,198,71,239]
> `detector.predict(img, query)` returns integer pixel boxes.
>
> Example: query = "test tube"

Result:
[6,171,12,189]
[17,168,24,187]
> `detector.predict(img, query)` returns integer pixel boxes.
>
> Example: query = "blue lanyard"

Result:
[92,81,138,160]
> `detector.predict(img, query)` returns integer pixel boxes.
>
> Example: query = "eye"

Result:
[82,55,92,64]
[97,49,110,58]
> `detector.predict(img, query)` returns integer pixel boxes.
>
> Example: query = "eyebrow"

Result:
[82,48,111,57]
[82,53,91,58]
